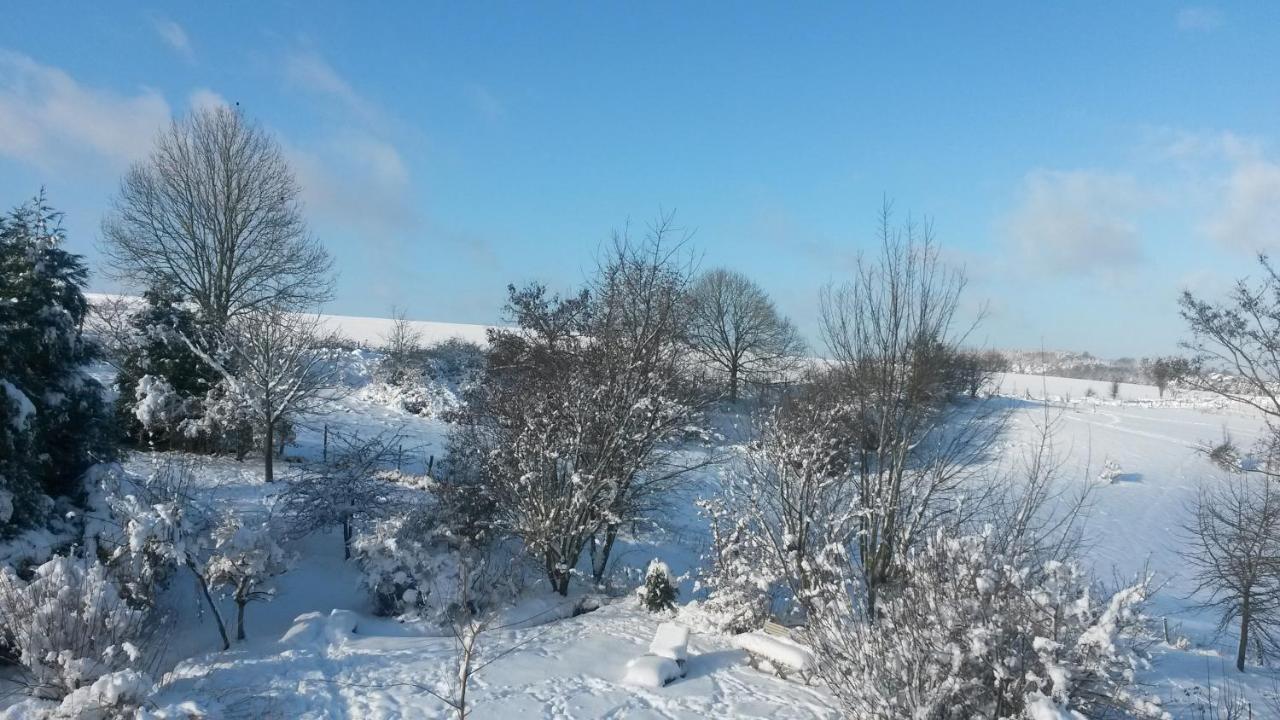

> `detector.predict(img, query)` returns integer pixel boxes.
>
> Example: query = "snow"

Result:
[649,622,690,663]
[732,632,815,673]
[85,294,496,348]
[1,378,36,431]
[11,323,1280,717]
[624,655,684,688]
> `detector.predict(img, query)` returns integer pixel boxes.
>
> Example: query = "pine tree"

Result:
[114,288,218,447]
[0,193,113,533]
[639,559,679,613]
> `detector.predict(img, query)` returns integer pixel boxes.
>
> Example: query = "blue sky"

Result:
[2,2,1278,357]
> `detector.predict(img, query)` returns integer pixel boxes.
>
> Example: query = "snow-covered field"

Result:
[6,342,1277,717]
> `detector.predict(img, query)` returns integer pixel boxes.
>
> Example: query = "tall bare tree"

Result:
[186,307,343,482]
[818,204,1000,614]
[102,106,333,332]
[686,268,806,402]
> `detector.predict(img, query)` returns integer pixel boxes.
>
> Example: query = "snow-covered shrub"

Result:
[805,527,1164,719]
[94,461,208,609]
[0,556,151,700]
[279,431,408,559]
[133,375,188,436]
[352,505,483,622]
[423,338,485,381]
[46,669,156,720]
[206,515,290,641]
[638,559,679,613]
[180,380,255,460]
[1098,458,1123,484]
[689,498,774,633]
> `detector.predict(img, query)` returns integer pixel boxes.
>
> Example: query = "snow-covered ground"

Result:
[6,356,1278,717]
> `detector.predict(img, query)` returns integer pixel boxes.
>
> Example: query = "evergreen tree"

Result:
[0,193,113,533]
[114,288,218,446]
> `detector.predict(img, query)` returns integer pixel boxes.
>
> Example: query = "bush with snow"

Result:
[1098,458,1123,484]
[689,498,774,634]
[638,559,679,613]
[805,527,1165,719]
[206,515,290,641]
[279,430,410,559]
[0,556,151,700]
[351,506,493,622]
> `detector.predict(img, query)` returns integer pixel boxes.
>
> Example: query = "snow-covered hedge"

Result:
[806,528,1166,719]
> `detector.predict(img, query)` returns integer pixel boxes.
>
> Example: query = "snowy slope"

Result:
[85,294,497,348]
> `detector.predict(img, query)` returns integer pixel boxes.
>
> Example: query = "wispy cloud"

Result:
[1002,169,1148,276]
[1176,6,1223,32]
[278,46,418,251]
[152,18,194,61]
[283,49,379,125]
[0,51,170,171]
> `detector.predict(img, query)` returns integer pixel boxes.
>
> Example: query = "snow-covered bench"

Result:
[624,622,690,688]
[733,621,815,683]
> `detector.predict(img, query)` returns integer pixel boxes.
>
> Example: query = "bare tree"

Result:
[84,295,137,371]
[1184,472,1280,672]
[280,430,406,559]
[379,306,425,385]
[1180,254,1280,424]
[186,307,343,482]
[102,106,333,332]
[818,204,1001,614]
[686,268,806,402]
[453,214,710,594]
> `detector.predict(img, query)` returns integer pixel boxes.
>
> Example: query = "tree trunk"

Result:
[1238,602,1251,672]
[236,598,247,641]
[264,420,274,482]
[591,525,620,585]
[191,565,231,650]
[729,364,739,403]
[343,517,352,561]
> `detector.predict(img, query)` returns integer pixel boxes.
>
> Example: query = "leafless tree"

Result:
[686,268,806,402]
[584,217,714,581]
[1184,472,1280,672]
[1180,255,1280,426]
[379,306,425,385]
[186,307,344,482]
[817,203,1002,614]
[102,106,333,332]
[454,214,711,594]
[280,430,406,559]
[84,295,137,371]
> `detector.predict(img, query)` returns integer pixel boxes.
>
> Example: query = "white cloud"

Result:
[1176,6,1223,31]
[152,18,194,61]
[0,51,170,171]
[188,88,229,113]
[287,132,416,239]
[1203,153,1280,252]
[1003,169,1147,275]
